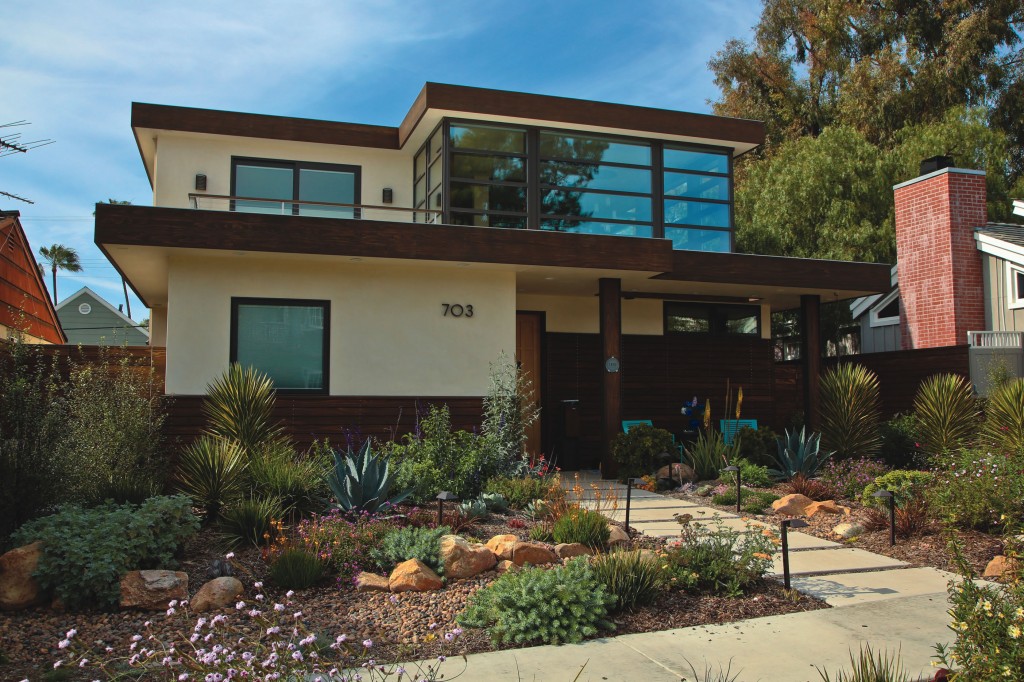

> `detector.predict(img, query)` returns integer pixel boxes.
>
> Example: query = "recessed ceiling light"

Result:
[350,257,363,262]
[544,276,555,281]
[457,262,470,267]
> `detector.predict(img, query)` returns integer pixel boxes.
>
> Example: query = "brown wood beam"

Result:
[599,278,622,479]
[801,294,822,431]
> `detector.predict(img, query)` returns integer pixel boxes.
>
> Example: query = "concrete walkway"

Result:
[452,475,959,681]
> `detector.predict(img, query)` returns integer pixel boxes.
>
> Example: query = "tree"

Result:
[38,244,82,304]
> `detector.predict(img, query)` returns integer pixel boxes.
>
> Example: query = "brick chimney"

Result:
[893,157,987,349]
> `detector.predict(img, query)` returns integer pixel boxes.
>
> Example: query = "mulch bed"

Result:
[0,513,829,682]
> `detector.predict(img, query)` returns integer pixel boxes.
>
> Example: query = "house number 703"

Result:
[442,303,474,318]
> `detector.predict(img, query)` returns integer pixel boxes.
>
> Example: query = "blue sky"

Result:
[3,0,761,320]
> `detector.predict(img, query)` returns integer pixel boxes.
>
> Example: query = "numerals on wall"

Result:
[442,303,474,318]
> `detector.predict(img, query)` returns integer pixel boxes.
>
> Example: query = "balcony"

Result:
[189,193,441,224]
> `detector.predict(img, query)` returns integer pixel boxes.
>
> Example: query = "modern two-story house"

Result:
[95,83,889,472]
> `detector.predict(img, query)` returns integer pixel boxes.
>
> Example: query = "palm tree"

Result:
[38,244,82,304]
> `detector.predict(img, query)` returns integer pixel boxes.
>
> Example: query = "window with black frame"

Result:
[232,159,360,218]
[414,125,444,223]
[231,298,330,392]
[665,302,759,335]
[539,132,653,238]
[448,123,528,228]
[662,146,732,252]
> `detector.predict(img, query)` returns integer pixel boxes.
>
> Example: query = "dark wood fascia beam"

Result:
[801,294,822,431]
[620,292,762,304]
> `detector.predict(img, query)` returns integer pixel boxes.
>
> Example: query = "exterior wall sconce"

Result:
[382,187,393,204]
[780,518,809,589]
[872,489,896,546]
[436,491,458,526]
[723,465,740,512]
[195,174,207,191]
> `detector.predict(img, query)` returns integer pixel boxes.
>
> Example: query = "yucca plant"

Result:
[770,428,834,480]
[820,363,882,459]
[981,377,1024,452]
[816,643,911,682]
[175,436,246,522]
[219,495,283,548]
[913,373,979,459]
[591,549,664,612]
[327,439,411,513]
[685,429,737,481]
[202,363,286,456]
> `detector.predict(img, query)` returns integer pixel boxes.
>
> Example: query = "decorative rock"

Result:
[509,542,559,567]
[983,555,1021,579]
[0,542,45,611]
[389,559,443,592]
[120,570,188,610]
[656,463,697,484]
[440,535,496,579]
[832,522,864,539]
[190,576,244,612]
[495,560,515,573]
[607,525,630,546]
[772,493,816,516]
[555,543,593,560]
[806,500,850,517]
[355,572,390,592]
[485,534,519,561]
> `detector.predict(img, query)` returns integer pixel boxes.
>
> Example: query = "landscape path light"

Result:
[436,491,458,527]
[723,465,741,513]
[780,518,809,590]
[624,478,641,531]
[872,489,896,546]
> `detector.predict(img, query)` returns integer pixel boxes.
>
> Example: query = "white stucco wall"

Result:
[165,254,516,395]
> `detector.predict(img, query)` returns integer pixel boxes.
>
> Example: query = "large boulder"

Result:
[389,559,443,592]
[439,535,496,579]
[508,542,559,567]
[355,572,390,592]
[806,500,850,517]
[190,576,244,612]
[983,555,1021,580]
[555,543,593,560]
[656,463,697,484]
[832,522,864,539]
[120,570,188,610]
[485,535,519,561]
[772,494,815,516]
[0,542,45,611]
[607,525,630,546]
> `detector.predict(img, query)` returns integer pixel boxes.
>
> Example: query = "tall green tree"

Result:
[38,243,82,304]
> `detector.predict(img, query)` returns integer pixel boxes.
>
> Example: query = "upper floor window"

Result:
[663,146,732,252]
[448,123,528,228]
[869,289,900,326]
[665,302,759,335]
[232,158,360,218]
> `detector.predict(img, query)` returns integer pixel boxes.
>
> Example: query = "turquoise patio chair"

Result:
[720,419,758,445]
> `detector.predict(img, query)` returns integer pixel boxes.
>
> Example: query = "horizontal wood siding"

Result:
[163,395,485,449]
[0,343,165,392]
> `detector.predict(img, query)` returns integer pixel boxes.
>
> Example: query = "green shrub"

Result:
[590,550,664,612]
[817,643,913,682]
[460,557,615,645]
[878,413,920,469]
[480,353,539,476]
[981,378,1024,452]
[202,364,286,456]
[175,436,247,523]
[477,492,508,512]
[861,470,934,510]
[820,364,882,459]
[913,373,979,461]
[268,547,327,590]
[735,425,780,468]
[370,525,450,573]
[721,457,772,488]
[11,495,198,611]
[926,448,1024,530]
[711,488,779,514]
[819,457,891,500]
[551,507,610,549]
[771,428,834,480]
[297,511,401,582]
[247,443,327,518]
[612,423,677,482]
[219,496,283,548]
[663,517,775,596]
[686,430,736,481]
[483,476,553,509]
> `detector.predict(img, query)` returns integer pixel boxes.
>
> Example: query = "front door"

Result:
[515,312,543,458]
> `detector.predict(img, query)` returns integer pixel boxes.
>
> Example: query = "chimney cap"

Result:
[920,155,954,176]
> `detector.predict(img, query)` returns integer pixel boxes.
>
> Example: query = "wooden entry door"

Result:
[515,312,543,458]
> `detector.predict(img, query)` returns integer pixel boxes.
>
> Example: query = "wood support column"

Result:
[599,278,621,478]
[801,294,822,431]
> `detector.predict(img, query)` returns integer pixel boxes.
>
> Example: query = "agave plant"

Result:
[202,363,286,456]
[913,373,979,459]
[458,498,490,520]
[981,377,1024,452]
[478,492,508,513]
[175,435,247,522]
[770,428,834,481]
[820,363,882,459]
[327,440,411,513]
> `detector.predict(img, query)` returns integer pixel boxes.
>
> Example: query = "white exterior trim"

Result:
[1009,262,1024,310]
[56,286,150,338]
[892,167,986,191]
[1014,199,1023,217]
[976,232,1024,268]
[868,288,901,327]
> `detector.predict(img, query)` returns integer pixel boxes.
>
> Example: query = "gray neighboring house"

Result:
[56,287,149,346]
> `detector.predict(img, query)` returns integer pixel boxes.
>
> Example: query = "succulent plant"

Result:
[326,440,411,513]
[770,427,834,481]
[478,492,508,512]
[458,498,490,520]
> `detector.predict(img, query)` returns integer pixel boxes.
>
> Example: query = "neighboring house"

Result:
[95,82,889,469]
[0,210,66,344]
[56,286,149,346]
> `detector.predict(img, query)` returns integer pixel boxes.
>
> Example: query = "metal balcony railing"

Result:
[967,331,1024,348]
[188,193,443,224]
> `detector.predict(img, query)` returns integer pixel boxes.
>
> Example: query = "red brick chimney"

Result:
[893,158,987,349]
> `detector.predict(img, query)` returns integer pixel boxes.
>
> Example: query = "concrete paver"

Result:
[790,567,958,606]
[770,546,907,576]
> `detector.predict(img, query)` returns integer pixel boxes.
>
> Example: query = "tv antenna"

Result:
[1,121,54,204]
